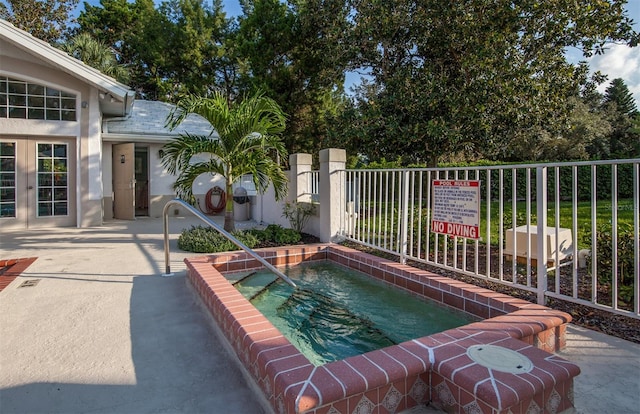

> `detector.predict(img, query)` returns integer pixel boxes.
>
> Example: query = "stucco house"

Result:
[101,100,215,219]
[0,19,219,230]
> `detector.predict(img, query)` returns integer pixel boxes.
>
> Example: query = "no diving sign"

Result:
[431,180,480,239]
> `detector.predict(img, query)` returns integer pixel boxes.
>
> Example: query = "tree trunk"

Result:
[428,152,439,168]
[224,181,235,232]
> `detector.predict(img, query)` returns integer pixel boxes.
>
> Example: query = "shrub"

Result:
[178,226,258,253]
[179,224,304,253]
[262,224,283,241]
[256,224,302,244]
[247,227,272,242]
[274,227,302,244]
[282,201,315,233]
[582,223,636,304]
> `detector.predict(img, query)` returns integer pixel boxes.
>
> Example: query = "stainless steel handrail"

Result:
[162,198,297,288]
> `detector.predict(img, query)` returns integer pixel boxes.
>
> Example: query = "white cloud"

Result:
[587,43,640,105]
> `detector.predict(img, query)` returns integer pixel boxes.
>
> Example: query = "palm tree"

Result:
[61,33,130,83]
[162,91,288,232]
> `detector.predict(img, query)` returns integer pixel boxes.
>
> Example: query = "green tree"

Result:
[603,78,640,158]
[162,91,288,231]
[156,0,236,99]
[235,0,350,156]
[1,0,78,42]
[61,33,130,83]
[76,0,236,100]
[538,96,613,161]
[332,0,639,165]
[76,0,167,98]
[564,98,613,161]
[604,78,638,117]
[507,72,615,162]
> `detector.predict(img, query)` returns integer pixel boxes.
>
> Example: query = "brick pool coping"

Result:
[185,244,579,414]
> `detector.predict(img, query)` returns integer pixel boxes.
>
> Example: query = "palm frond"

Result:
[163,90,289,216]
[161,133,223,175]
[172,161,223,200]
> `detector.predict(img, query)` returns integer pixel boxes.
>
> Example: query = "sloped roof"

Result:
[102,100,216,142]
[0,19,135,116]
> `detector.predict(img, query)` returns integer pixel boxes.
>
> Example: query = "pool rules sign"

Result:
[431,180,480,239]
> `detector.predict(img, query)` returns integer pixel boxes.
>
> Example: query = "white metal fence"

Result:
[337,159,640,319]
[307,170,320,202]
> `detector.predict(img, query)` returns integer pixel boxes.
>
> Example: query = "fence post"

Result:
[289,153,313,203]
[399,171,410,264]
[536,166,548,305]
[319,148,346,242]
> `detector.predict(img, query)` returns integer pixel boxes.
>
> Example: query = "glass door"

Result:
[26,139,76,228]
[36,143,69,218]
[0,141,16,219]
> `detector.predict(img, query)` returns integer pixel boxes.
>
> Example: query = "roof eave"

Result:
[1,19,135,113]
[101,132,177,143]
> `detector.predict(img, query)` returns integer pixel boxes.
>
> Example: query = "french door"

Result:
[0,137,76,230]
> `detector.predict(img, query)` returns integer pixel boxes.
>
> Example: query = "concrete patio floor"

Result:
[1,217,638,414]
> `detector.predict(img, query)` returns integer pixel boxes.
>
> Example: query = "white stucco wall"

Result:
[149,143,176,197]
[251,185,289,227]
[87,88,103,202]
[249,172,321,236]
[1,44,103,227]
[147,147,224,198]
[102,143,113,195]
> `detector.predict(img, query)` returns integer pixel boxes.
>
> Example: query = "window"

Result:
[0,142,16,218]
[0,77,76,121]
[37,143,68,217]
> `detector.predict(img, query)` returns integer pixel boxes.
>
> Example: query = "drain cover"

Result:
[467,344,533,374]
[18,279,41,288]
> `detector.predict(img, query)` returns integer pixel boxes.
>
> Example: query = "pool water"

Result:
[230,261,476,366]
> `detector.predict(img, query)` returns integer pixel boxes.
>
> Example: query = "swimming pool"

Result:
[185,244,579,414]
[229,262,476,366]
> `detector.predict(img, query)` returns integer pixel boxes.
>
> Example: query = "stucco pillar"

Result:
[289,153,313,203]
[319,148,346,242]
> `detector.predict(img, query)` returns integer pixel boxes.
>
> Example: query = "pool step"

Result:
[248,277,281,301]
[231,271,257,286]
[233,272,281,300]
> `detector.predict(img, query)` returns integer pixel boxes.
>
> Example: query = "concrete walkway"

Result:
[1,218,639,414]
[0,217,268,414]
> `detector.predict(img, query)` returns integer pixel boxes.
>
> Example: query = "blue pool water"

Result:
[229,261,476,366]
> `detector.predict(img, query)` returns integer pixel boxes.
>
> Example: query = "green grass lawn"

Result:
[481,198,636,248]
[356,198,636,250]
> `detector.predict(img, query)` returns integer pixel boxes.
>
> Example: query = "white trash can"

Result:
[233,187,250,221]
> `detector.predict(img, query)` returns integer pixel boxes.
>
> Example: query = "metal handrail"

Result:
[162,198,297,288]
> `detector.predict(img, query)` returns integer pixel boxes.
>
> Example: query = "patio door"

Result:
[0,137,76,230]
[112,143,135,220]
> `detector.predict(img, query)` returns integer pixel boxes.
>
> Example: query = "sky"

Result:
[571,1,640,104]
[79,0,640,104]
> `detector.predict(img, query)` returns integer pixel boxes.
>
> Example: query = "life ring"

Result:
[203,186,226,214]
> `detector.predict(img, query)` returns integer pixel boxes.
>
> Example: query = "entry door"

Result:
[113,143,135,220]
